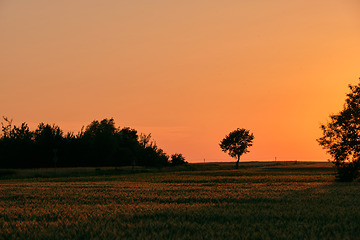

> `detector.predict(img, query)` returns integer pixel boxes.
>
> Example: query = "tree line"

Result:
[0,118,186,169]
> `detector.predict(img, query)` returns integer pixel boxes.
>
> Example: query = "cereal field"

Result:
[0,162,360,239]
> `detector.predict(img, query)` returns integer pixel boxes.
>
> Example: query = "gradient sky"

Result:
[1,0,360,162]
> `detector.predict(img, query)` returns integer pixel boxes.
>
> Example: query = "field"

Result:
[1,162,360,239]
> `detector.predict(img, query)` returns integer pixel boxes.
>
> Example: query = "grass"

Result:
[0,161,359,239]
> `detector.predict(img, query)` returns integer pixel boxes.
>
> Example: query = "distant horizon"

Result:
[190,159,329,163]
[0,116,330,163]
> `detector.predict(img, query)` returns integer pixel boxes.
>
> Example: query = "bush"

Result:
[170,153,187,166]
[334,161,360,182]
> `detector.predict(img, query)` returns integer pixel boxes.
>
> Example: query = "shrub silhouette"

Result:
[170,153,187,166]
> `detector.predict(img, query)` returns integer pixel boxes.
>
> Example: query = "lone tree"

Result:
[220,128,254,169]
[318,79,360,181]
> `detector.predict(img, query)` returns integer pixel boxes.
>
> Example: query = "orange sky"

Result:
[1,0,360,162]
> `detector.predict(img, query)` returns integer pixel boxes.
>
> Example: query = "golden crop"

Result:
[0,163,359,239]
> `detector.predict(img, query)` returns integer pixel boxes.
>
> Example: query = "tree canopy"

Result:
[220,128,254,169]
[318,79,360,181]
[170,153,187,166]
[0,117,180,169]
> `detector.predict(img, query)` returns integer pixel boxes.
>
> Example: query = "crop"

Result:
[0,162,359,239]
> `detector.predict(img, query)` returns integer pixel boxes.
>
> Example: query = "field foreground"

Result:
[0,162,359,239]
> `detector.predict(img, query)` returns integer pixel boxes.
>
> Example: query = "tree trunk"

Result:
[236,155,240,169]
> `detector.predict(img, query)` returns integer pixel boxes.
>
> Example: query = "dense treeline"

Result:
[0,117,186,169]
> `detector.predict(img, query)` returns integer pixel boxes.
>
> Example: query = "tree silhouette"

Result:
[0,117,173,169]
[220,128,254,169]
[0,117,34,168]
[170,153,187,166]
[82,118,118,166]
[34,123,64,168]
[318,79,360,181]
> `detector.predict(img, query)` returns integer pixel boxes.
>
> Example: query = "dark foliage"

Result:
[0,117,174,169]
[220,128,254,169]
[0,118,35,168]
[34,123,64,168]
[170,153,187,166]
[137,133,169,167]
[318,79,360,181]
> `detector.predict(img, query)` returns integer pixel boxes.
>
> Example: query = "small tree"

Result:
[318,79,360,181]
[220,128,254,169]
[170,153,187,166]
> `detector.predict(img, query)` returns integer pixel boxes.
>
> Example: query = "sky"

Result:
[1,0,360,162]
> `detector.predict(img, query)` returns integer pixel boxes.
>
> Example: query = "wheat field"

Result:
[0,162,359,239]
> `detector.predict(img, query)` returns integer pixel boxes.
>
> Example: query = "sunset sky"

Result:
[1,0,360,162]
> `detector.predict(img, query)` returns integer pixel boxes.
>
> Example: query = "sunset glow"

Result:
[1,0,360,162]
